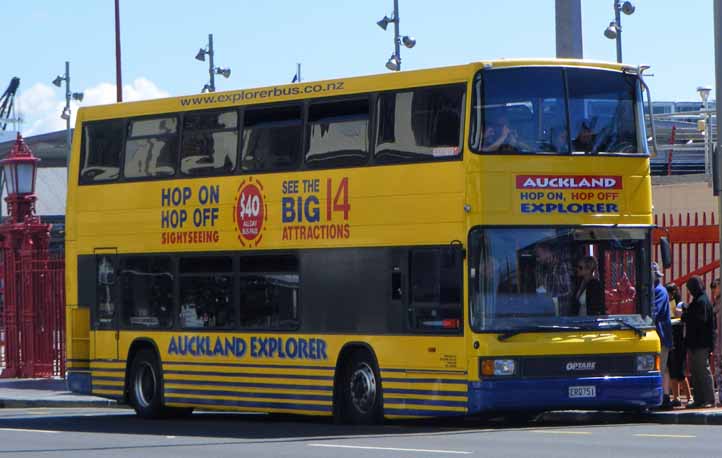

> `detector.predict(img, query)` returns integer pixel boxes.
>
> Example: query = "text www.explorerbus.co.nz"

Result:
[179,81,345,107]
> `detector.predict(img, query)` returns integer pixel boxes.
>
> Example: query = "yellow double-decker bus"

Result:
[66,59,663,422]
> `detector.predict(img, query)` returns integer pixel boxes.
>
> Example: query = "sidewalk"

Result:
[541,407,722,426]
[0,378,117,408]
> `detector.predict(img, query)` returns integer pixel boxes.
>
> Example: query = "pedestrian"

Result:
[666,282,691,407]
[711,278,721,401]
[652,263,673,409]
[683,276,716,408]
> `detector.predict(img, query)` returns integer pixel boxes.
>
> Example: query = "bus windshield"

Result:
[470,67,643,155]
[469,227,653,333]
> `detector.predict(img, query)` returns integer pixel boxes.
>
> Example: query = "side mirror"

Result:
[659,236,672,269]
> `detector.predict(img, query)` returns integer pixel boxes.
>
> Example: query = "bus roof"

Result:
[76,58,635,122]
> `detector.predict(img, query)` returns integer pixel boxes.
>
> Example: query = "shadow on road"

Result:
[0,408,647,442]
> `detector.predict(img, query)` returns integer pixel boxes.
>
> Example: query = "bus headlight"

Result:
[636,354,658,372]
[481,359,517,377]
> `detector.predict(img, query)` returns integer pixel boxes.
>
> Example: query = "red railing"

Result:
[653,211,720,294]
[0,250,65,378]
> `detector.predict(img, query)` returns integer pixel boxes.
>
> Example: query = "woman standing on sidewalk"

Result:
[683,276,716,408]
[666,283,691,407]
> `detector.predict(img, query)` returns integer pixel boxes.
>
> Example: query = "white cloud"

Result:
[16,79,169,136]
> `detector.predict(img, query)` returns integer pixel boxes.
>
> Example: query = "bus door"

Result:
[93,249,119,361]
[404,246,466,371]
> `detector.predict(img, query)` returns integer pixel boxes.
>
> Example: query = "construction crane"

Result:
[0,77,20,131]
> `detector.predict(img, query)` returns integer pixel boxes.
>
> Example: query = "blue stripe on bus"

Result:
[93,376,124,382]
[92,384,123,392]
[383,377,468,385]
[164,360,335,371]
[164,387,331,402]
[383,387,467,397]
[384,408,465,417]
[165,396,332,412]
[164,369,333,381]
[164,378,333,392]
[381,368,468,375]
[384,397,468,408]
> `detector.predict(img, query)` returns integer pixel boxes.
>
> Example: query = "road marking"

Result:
[166,435,176,439]
[308,444,472,455]
[0,428,59,434]
[28,410,50,415]
[531,430,592,435]
[634,434,696,438]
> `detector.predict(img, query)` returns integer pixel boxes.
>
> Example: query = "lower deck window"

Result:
[239,255,299,329]
[120,257,174,328]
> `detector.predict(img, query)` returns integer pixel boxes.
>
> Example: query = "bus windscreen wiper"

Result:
[595,318,646,338]
[497,324,582,342]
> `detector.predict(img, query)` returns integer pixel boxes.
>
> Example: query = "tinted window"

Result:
[80,120,124,183]
[306,99,369,168]
[95,255,117,329]
[566,68,638,154]
[408,247,462,332]
[470,67,641,155]
[241,106,301,171]
[469,227,652,332]
[119,256,174,328]
[124,117,178,178]
[474,67,566,154]
[376,86,464,163]
[181,111,238,175]
[239,255,299,329]
[178,256,233,329]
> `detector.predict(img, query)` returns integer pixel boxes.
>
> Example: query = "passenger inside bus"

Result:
[482,115,531,153]
[573,256,605,316]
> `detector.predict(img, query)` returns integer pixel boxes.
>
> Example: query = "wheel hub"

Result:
[349,362,377,414]
[134,361,157,408]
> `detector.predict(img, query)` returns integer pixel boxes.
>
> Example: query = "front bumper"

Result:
[468,374,662,413]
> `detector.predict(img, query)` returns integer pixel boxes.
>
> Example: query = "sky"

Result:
[1,0,717,138]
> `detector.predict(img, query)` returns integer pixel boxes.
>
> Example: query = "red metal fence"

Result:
[0,250,65,378]
[653,211,720,292]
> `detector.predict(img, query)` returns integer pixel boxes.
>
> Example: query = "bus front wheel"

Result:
[129,349,165,419]
[339,350,383,424]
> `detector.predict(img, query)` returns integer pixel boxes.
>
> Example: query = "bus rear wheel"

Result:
[129,349,165,419]
[338,350,383,424]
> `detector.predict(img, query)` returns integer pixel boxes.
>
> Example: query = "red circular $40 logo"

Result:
[234,177,267,246]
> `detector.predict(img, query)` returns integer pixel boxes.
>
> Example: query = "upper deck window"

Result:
[470,67,641,155]
[124,116,178,178]
[306,98,370,168]
[241,105,302,172]
[375,85,465,163]
[180,110,238,176]
[80,120,124,183]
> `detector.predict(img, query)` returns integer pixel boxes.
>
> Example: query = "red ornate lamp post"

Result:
[0,133,50,378]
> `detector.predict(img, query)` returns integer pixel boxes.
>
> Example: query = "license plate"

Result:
[568,385,596,398]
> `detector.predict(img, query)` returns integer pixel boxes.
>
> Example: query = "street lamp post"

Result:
[377,0,416,71]
[698,86,713,179]
[603,0,635,63]
[195,34,231,92]
[52,62,83,164]
[0,134,50,378]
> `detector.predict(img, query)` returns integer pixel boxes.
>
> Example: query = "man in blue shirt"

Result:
[652,262,673,409]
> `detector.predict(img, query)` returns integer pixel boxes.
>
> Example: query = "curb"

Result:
[0,398,119,409]
[540,410,722,426]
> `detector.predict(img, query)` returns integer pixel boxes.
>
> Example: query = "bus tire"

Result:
[128,349,165,419]
[339,349,383,424]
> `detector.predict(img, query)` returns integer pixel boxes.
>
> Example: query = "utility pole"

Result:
[714,0,722,297]
[555,0,583,59]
